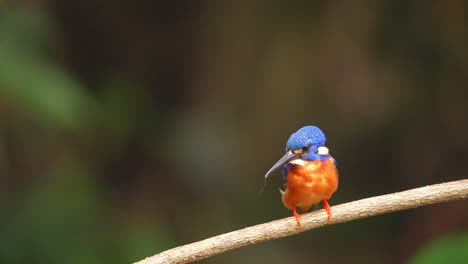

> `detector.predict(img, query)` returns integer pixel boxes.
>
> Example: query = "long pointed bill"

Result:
[264,150,298,179]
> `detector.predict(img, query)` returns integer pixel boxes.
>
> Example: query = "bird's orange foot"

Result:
[323,200,332,223]
[292,205,303,227]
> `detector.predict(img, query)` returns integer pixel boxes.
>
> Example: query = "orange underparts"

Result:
[282,158,338,226]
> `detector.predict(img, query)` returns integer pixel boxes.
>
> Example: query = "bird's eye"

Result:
[292,149,302,154]
[292,145,311,155]
[292,145,310,155]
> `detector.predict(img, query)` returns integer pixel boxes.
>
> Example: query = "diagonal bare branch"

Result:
[134,179,468,264]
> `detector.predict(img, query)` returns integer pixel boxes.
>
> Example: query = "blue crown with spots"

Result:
[286,126,326,151]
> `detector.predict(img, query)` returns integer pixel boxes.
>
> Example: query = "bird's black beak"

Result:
[265,150,299,178]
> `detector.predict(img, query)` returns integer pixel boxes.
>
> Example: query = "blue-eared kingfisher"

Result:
[265,126,338,226]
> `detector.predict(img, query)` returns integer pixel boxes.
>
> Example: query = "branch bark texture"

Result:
[134,179,468,264]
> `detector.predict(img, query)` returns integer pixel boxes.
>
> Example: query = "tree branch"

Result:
[134,179,468,264]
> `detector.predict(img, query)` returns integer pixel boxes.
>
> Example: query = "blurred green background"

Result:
[1,1,467,263]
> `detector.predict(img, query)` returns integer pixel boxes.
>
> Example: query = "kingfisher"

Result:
[265,126,338,227]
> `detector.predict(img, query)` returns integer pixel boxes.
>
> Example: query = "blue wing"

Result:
[282,163,292,182]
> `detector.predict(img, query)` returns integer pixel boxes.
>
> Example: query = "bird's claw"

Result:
[323,200,332,223]
[292,206,303,227]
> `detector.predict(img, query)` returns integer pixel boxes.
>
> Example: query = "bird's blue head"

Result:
[286,126,326,153]
[265,125,331,178]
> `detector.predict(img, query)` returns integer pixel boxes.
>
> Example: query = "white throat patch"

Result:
[289,159,306,166]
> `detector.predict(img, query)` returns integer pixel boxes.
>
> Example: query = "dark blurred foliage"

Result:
[1,0,467,263]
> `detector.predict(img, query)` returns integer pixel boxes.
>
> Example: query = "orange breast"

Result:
[281,158,338,212]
